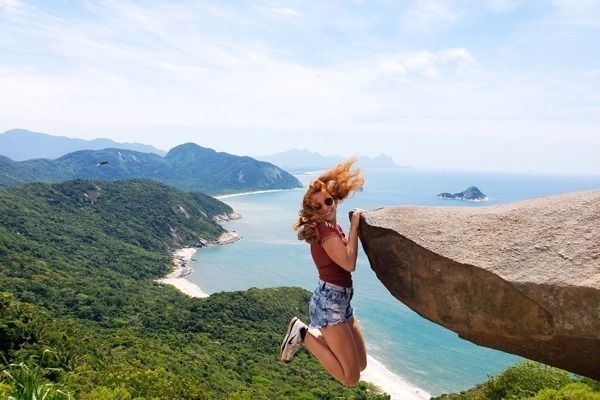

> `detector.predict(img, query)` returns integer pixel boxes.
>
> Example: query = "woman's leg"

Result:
[303,320,362,386]
[347,317,367,372]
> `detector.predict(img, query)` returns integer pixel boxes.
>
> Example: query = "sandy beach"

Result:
[215,189,287,199]
[362,355,431,400]
[159,248,431,400]
[156,247,209,298]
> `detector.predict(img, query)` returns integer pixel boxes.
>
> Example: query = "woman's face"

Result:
[311,191,336,222]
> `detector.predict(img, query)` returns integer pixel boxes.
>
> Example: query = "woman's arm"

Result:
[322,209,362,272]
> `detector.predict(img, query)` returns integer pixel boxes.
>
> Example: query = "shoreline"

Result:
[215,189,290,199]
[155,228,242,298]
[158,249,431,400]
[155,247,209,298]
[362,355,431,400]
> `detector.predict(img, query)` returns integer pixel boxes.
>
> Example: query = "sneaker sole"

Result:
[280,317,299,360]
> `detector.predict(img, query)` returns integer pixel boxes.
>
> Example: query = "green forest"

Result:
[0,179,386,399]
[0,178,598,399]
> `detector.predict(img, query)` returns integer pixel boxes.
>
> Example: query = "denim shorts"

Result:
[309,280,354,329]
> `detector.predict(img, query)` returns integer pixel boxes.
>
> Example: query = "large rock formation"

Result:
[358,190,599,380]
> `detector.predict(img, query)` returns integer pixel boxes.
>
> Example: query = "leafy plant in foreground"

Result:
[1,351,71,400]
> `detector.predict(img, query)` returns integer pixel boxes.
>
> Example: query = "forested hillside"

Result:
[0,180,385,399]
[0,143,302,195]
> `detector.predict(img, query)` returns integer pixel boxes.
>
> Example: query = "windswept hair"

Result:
[293,156,365,243]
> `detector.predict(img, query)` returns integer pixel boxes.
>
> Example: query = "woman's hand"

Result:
[350,208,363,227]
[322,208,364,273]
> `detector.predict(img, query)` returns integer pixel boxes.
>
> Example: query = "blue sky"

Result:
[1,0,599,173]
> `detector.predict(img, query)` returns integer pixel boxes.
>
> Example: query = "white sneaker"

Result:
[280,317,307,361]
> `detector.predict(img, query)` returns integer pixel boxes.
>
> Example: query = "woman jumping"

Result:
[280,157,367,386]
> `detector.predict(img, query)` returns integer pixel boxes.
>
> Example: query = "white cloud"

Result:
[0,0,21,13]
[548,0,600,28]
[403,51,439,76]
[274,7,300,17]
[439,48,479,75]
[485,0,522,13]
[401,0,466,34]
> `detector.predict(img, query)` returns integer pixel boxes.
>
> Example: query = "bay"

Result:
[187,169,599,396]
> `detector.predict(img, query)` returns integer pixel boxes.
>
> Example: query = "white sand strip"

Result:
[157,277,209,298]
[361,355,431,400]
[156,247,210,298]
[215,189,287,199]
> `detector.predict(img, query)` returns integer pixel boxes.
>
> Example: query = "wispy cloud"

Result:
[551,0,600,27]
[0,0,598,173]
[400,0,467,34]
[0,0,20,12]
[439,48,479,75]
[485,0,522,13]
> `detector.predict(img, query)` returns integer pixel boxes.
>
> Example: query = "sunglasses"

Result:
[312,197,334,210]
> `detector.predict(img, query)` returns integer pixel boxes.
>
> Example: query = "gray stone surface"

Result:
[358,190,600,379]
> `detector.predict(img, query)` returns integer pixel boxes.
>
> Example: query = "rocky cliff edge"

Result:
[358,190,599,380]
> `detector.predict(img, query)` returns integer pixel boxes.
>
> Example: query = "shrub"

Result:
[528,382,600,400]
[483,361,573,400]
[80,386,132,400]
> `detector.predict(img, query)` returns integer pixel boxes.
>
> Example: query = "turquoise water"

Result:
[187,169,600,396]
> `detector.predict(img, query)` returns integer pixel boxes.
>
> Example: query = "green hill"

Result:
[0,143,302,195]
[0,180,386,399]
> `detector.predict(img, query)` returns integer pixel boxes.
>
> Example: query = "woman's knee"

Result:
[339,371,361,386]
[359,356,367,372]
[338,365,361,386]
[339,374,360,386]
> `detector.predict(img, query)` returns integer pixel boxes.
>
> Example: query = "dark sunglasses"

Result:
[310,197,335,210]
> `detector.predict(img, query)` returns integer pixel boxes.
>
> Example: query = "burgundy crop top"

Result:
[310,221,352,288]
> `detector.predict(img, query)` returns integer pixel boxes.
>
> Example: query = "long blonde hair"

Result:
[293,157,365,243]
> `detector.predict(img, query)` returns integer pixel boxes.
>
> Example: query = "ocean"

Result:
[186,169,600,396]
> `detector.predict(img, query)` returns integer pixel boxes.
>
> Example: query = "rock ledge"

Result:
[358,190,599,379]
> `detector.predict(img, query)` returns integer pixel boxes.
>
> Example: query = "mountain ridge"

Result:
[0,143,302,195]
[256,148,411,172]
[0,128,167,160]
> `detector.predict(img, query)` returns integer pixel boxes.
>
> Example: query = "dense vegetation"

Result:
[432,361,600,400]
[2,178,597,399]
[0,143,302,195]
[0,179,385,399]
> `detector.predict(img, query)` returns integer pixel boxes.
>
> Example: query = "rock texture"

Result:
[358,190,599,380]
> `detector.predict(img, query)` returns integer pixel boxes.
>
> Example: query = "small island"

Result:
[437,186,489,202]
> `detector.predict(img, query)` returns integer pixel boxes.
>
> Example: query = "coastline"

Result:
[159,250,431,400]
[156,247,209,298]
[157,197,430,400]
[362,355,431,400]
[156,229,242,298]
[215,189,290,199]
[214,187,431,397]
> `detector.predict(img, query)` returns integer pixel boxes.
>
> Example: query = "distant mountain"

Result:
[256,149,410,173]
[438,186,490,202]
[0,128,167,160]
[0,143,302,195]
